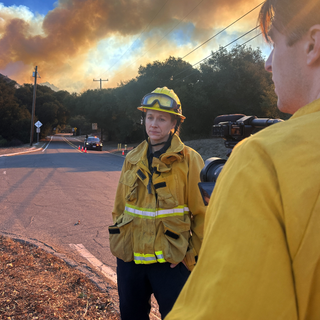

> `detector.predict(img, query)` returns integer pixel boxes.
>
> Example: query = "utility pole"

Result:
[30,66,40,146]
[93,78,108,89]
[92,78,108,142]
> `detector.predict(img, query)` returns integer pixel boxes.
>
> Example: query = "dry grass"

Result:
[0,235,120,319]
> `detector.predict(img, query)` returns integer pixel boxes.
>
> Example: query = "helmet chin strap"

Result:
[149,132,173,148]
[149,141,166,147]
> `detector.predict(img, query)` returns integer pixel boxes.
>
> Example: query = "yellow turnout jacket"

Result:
[109,134,206,271]
[166,99,320,319]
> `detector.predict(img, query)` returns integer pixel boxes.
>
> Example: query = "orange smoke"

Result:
[0,0,265,92]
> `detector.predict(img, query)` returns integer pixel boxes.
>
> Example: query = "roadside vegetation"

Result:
[0,45,289,147]
[0,235,120,319]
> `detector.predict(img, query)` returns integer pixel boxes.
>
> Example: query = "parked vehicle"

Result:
[84,136,103,151]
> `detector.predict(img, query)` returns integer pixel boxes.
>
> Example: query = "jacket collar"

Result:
[127,134,185,166]
[291,98,320,120]
[159,135,184,164]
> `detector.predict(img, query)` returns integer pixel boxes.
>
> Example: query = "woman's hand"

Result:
[170,260,189,270]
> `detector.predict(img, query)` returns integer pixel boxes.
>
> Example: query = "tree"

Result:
[65,48,283,142]
[190,45,282,136]
[14,84,70,139]
[0,78,31,144]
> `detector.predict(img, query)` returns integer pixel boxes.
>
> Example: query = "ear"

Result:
[306,25,320,66]
[171,118,177,131]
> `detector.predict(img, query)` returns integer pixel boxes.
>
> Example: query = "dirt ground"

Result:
[183,137,228,161]
[0,235,121,319]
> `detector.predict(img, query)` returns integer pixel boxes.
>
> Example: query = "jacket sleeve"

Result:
[166,139,298,320]
[184,149,206,271]
[111,159,128,224]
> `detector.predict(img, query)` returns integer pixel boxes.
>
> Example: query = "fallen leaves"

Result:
[0,235,120,319]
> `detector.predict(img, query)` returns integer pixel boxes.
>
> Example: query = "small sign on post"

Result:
[34,121,42,143]
[35,121,42,128]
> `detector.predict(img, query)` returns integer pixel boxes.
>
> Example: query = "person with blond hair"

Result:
[166,0,320,319]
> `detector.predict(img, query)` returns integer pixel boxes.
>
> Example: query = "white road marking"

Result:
[69,243,117,284]
[0,147,43,157]
[0,138,51,157]
[42,136,52,152]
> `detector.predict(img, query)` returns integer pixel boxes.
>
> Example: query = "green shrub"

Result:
[0,135,7,147]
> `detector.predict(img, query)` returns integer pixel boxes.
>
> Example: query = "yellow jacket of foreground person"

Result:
[166,99,320,320]
[109,134,206,271]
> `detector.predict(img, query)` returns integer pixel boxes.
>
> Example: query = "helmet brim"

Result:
[137,105,186,121]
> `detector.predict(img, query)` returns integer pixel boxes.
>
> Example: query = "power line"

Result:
[191,26,260,68]
[180,1,264,60]
[89,1,263,90]
[177,29,261,82]
[175,30,262,83]
[30,66,39,146]
[238,32,262,46]
[93,78,109,89]
[172,25,260,81]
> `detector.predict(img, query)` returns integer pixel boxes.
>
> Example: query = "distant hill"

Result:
[40,82,60,92]
[0,74,61,91]
[0,73,15,83]
[0,75,60,92]
[0,73,20,88]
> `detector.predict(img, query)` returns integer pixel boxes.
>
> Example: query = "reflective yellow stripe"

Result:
[125,204,190,219]
[155,251,166,263]
[134,253,157,264]
[134,252,166,264]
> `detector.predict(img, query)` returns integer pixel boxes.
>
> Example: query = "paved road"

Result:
[0,134,124,273]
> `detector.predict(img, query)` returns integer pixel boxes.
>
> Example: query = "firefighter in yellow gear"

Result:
[109,87,206,320]
[166,0,320,319]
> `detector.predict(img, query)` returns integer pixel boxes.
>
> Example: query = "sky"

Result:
[0,0,271,93]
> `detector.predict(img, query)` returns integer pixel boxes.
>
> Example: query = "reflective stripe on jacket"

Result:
[109,134,206,271]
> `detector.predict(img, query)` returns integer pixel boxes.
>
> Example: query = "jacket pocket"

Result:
[154,174,179,209]
[125,181,138,202]
[120,170,139,202]
[108,214,134,262]
[157,218,190,263]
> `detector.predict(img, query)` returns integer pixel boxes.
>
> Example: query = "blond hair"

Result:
[259,0,320,46]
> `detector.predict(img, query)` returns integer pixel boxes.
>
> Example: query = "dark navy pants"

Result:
[117,258,190,320]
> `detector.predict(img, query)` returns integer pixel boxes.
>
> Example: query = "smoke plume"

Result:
[0,0,266,92]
